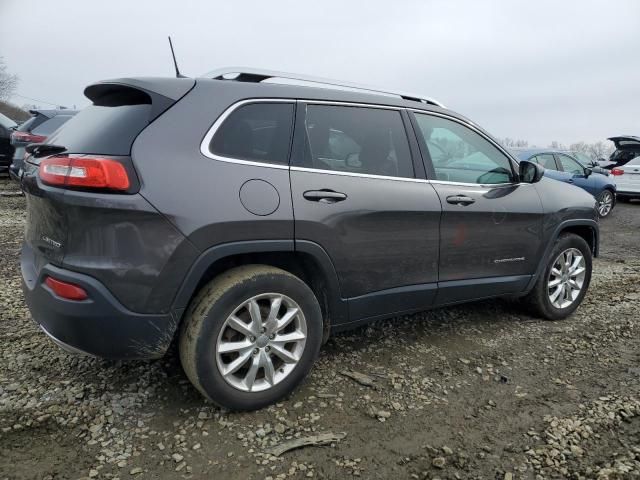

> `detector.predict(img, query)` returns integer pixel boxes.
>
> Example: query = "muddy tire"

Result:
[179,265,323,410]
[522,233,592,320]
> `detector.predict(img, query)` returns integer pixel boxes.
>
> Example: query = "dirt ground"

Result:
[0,176,638,480]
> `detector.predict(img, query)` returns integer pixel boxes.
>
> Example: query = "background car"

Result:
[570,151,610,176]
[611,157,640,201]
[513,149,617,217]
[597,136,640,170]
[0,112,17,174]
[9,109,78,180]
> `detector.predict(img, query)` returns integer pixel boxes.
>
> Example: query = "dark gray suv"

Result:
[20,69,599,410]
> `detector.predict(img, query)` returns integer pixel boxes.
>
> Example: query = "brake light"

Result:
[39,157,130,191]
[611,168,624,176]
[12,131,47,144]
[45,277,88,301]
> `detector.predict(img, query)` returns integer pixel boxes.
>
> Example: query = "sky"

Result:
[1,0,639,146]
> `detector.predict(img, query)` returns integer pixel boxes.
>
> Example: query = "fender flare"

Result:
[525,218,599,292]
[170,239,348,325]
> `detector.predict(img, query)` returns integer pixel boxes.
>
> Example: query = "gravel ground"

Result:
[1,176,639,480]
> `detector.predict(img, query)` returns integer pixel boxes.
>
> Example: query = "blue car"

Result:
[512,149,617,218]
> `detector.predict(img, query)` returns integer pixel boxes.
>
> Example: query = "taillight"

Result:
[611,168,624,176]
[39,156,130,191]
[11,131,47,144]
[45,277,88,301]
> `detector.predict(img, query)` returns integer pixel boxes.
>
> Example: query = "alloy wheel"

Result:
[216,293,307,392]
[598,191,613,217]
[547,248,586,309]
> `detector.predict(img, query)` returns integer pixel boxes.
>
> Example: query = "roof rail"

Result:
[203,67,445,108]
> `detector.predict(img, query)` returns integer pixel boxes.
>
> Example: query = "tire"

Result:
[522,233,592,320]
[179,265,323,410]
[596,189,615,218]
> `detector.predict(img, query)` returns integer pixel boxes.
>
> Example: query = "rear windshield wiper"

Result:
[25,143,67,158]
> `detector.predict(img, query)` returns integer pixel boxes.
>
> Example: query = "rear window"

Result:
[17,115,44,133]
[46,104,152,155]
[209,103,294,165]
[32,115,74,135]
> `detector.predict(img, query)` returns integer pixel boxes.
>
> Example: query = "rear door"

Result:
[290,102,441,320]
[411,111,543,304]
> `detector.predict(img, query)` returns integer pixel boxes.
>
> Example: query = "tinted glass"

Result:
[535,154,557,170]
[32,115,73,135]
[46,105,150,155]
[557,154,584,175]
[16,115,42,133]
[210,103,294,165]
[414,113,515,184]
[301,105,413,178]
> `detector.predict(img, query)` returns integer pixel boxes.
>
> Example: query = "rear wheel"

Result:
[596,189,615,217]
[179,265,323,410]
[522,233,592,320]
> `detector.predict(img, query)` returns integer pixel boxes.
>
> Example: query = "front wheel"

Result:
[522,233,592,320]
[597,189,615,218]
[179,265,323,410]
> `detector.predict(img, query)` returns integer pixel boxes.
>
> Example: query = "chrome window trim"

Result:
[290,166,430,183]
[200,98,295,170]
[199,98,530,189]
[298,99,403,111]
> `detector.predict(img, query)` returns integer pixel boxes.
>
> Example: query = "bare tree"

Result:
[549,140,568,151]
[587,141,612,160]
[569,141,589,154]
[500,138,528,148]
[0,57,18,102]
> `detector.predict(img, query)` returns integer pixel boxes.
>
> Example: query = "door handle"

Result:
[566,179,574,184]
[446,195,475,206]
[303,189,347,204]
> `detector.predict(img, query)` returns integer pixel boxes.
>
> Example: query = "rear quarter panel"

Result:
[131,81,294,249]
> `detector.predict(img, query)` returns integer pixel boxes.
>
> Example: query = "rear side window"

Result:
[209,103,294,165]
[46,104,151,155]
[32,115,73,135]
[300,104,414,178]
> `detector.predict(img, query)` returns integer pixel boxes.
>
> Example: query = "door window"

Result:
[209,103,294,165]
[557,154,585,175]
[414,113,515,184]
[532,154,558,170]
[300,104,414,178]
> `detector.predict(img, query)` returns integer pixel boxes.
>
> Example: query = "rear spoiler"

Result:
[84,77,195,120]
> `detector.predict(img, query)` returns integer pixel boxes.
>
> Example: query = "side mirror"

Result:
[519,160,544,183]
[584,167,592,177]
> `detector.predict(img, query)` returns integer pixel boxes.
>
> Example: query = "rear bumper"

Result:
[21,243,177,360]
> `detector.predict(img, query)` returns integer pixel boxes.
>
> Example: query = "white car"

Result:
[612,157,640,201]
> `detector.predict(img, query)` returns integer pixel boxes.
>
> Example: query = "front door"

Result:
[411,111,544,304]
[290,102,442,321]
[556,153,595,195]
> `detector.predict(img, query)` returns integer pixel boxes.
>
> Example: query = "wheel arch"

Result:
[525,219,599,293]
[171,240,348,343]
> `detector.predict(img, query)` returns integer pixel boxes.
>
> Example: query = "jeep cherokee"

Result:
[20,68,599,410]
